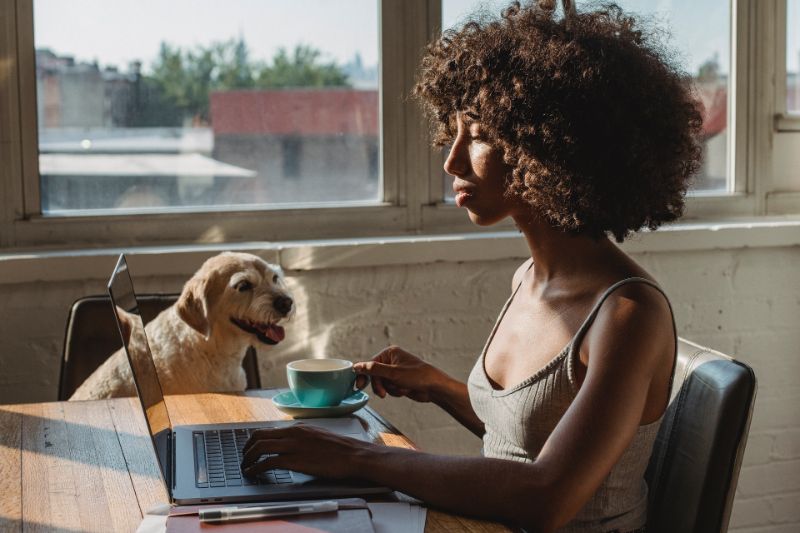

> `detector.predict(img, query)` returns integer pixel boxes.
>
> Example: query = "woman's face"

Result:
[444,113,517,226]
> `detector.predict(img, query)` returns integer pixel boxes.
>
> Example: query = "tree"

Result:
[215,37,255,90]
[255,45,351,89]
[149,40,242,124]
[144,40,350,124]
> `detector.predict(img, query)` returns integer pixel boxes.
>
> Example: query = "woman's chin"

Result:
[466,209,504,226]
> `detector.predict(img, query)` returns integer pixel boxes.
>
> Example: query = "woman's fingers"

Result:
[239,427,367,480]
[355,361,394,398]
[242,453,294,477]
[243,426,288,456]
[241,437,295,468]
[355,374,370,390]
[353,360,396,379]
[354,347,432,400]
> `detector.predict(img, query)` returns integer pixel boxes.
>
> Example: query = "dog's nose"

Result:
[273,296,293,316]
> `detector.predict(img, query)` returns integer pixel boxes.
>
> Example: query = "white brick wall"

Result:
[0,245,798,531]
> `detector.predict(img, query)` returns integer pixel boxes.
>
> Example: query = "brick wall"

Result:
[0,245,797,530]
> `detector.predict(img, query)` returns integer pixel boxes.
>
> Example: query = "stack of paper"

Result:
[367,502,427,533]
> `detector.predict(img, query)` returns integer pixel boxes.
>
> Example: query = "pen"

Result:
[199,500,339,523]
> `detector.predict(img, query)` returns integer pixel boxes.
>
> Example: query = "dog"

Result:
[70,252,294,400]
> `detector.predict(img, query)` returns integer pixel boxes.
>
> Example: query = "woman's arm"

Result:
[429,373,485,437]
[243,284,674,532]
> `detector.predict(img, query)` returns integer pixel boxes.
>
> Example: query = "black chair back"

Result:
[646,338,757,533]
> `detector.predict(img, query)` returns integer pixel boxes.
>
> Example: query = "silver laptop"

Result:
[108,253,388,505]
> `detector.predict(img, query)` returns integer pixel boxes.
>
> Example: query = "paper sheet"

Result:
[367,503,427,533]
[136,504,169,533]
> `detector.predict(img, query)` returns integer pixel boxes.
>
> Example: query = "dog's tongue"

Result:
[265,324,285,342]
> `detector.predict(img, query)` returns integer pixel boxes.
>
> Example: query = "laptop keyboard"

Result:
[193,428,294,488]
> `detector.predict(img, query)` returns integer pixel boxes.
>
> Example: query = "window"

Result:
[789,0,800,114]
[33,0,380,214]
[0,0,797,250]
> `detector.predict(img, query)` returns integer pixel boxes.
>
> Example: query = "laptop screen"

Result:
[108,254,173,482]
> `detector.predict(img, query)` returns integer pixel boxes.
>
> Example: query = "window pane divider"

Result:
[16,0,39,218]
[774,0,789,117]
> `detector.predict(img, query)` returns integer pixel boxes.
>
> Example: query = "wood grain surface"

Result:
[0,390,512,532]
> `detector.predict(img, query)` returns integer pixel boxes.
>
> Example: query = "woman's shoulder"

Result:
[589,268,672,328]
[582,275,675,368]
[591,251,665,304]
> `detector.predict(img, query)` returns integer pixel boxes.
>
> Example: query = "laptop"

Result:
[107,253,389,505]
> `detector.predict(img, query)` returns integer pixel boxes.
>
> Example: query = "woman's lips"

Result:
[452,179,475,207]
[455,191,473,207]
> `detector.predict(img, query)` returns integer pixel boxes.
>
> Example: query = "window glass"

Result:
[440,0,730,200]
[789,0,800,114]
[441,1,510,203]
[34,0,379,215]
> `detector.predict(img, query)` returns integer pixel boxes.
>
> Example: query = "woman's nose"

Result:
[443,141,470,177]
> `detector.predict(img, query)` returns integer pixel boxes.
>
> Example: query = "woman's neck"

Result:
[511,211,620,287]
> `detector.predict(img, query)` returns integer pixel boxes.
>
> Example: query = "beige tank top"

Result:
[467,276,676,533]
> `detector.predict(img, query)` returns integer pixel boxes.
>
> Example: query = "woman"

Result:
[242,1,702,531]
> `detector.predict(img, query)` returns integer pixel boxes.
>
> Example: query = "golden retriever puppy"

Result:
[70,252,294,400]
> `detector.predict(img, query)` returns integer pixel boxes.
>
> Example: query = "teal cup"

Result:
[286,358,363,407]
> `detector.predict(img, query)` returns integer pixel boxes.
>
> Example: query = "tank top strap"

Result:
[567,277,674,356]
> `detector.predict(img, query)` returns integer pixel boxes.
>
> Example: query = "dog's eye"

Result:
[272,274,279,283]
[235,280,253,292]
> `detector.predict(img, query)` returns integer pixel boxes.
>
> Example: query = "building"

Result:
[209,89,379,204]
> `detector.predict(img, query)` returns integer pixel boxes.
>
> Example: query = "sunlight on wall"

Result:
[285,277,334,360]
[197,225,226,243]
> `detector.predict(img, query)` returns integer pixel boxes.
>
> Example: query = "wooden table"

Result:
[0,390,511,532]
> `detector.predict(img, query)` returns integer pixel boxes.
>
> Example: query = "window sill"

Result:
[1,216,799,285]
[775,113,800,132]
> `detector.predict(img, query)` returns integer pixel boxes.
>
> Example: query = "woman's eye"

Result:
[272,274,279,283]
[235,280,253,292]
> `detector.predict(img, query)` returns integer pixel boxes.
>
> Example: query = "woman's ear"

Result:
[176,276,212,339]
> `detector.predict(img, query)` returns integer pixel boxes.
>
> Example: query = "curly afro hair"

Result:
[414,1,704,242]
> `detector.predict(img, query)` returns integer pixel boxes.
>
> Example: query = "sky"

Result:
[444,0,731,74]
[34,0,797,76]
[790,0,800,74]
[33,0,379,73]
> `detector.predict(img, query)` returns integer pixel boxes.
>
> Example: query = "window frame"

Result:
[0,0,797,251]
[776,0,800,130]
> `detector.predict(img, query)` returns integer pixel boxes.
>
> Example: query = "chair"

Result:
[645,338,757,533]
[58,294,261,401]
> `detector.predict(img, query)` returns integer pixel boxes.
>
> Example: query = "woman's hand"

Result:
[240,424,375,480]
[354,346,446,403]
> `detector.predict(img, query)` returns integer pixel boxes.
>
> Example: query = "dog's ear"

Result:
[176,276,212,339]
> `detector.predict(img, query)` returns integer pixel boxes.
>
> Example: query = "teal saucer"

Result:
[272,390,369,419]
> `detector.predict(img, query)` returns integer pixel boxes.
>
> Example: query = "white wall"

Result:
[0,241,798,532]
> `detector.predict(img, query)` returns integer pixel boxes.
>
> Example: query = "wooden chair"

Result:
[58,294,261,400]
[646,338,757,532]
